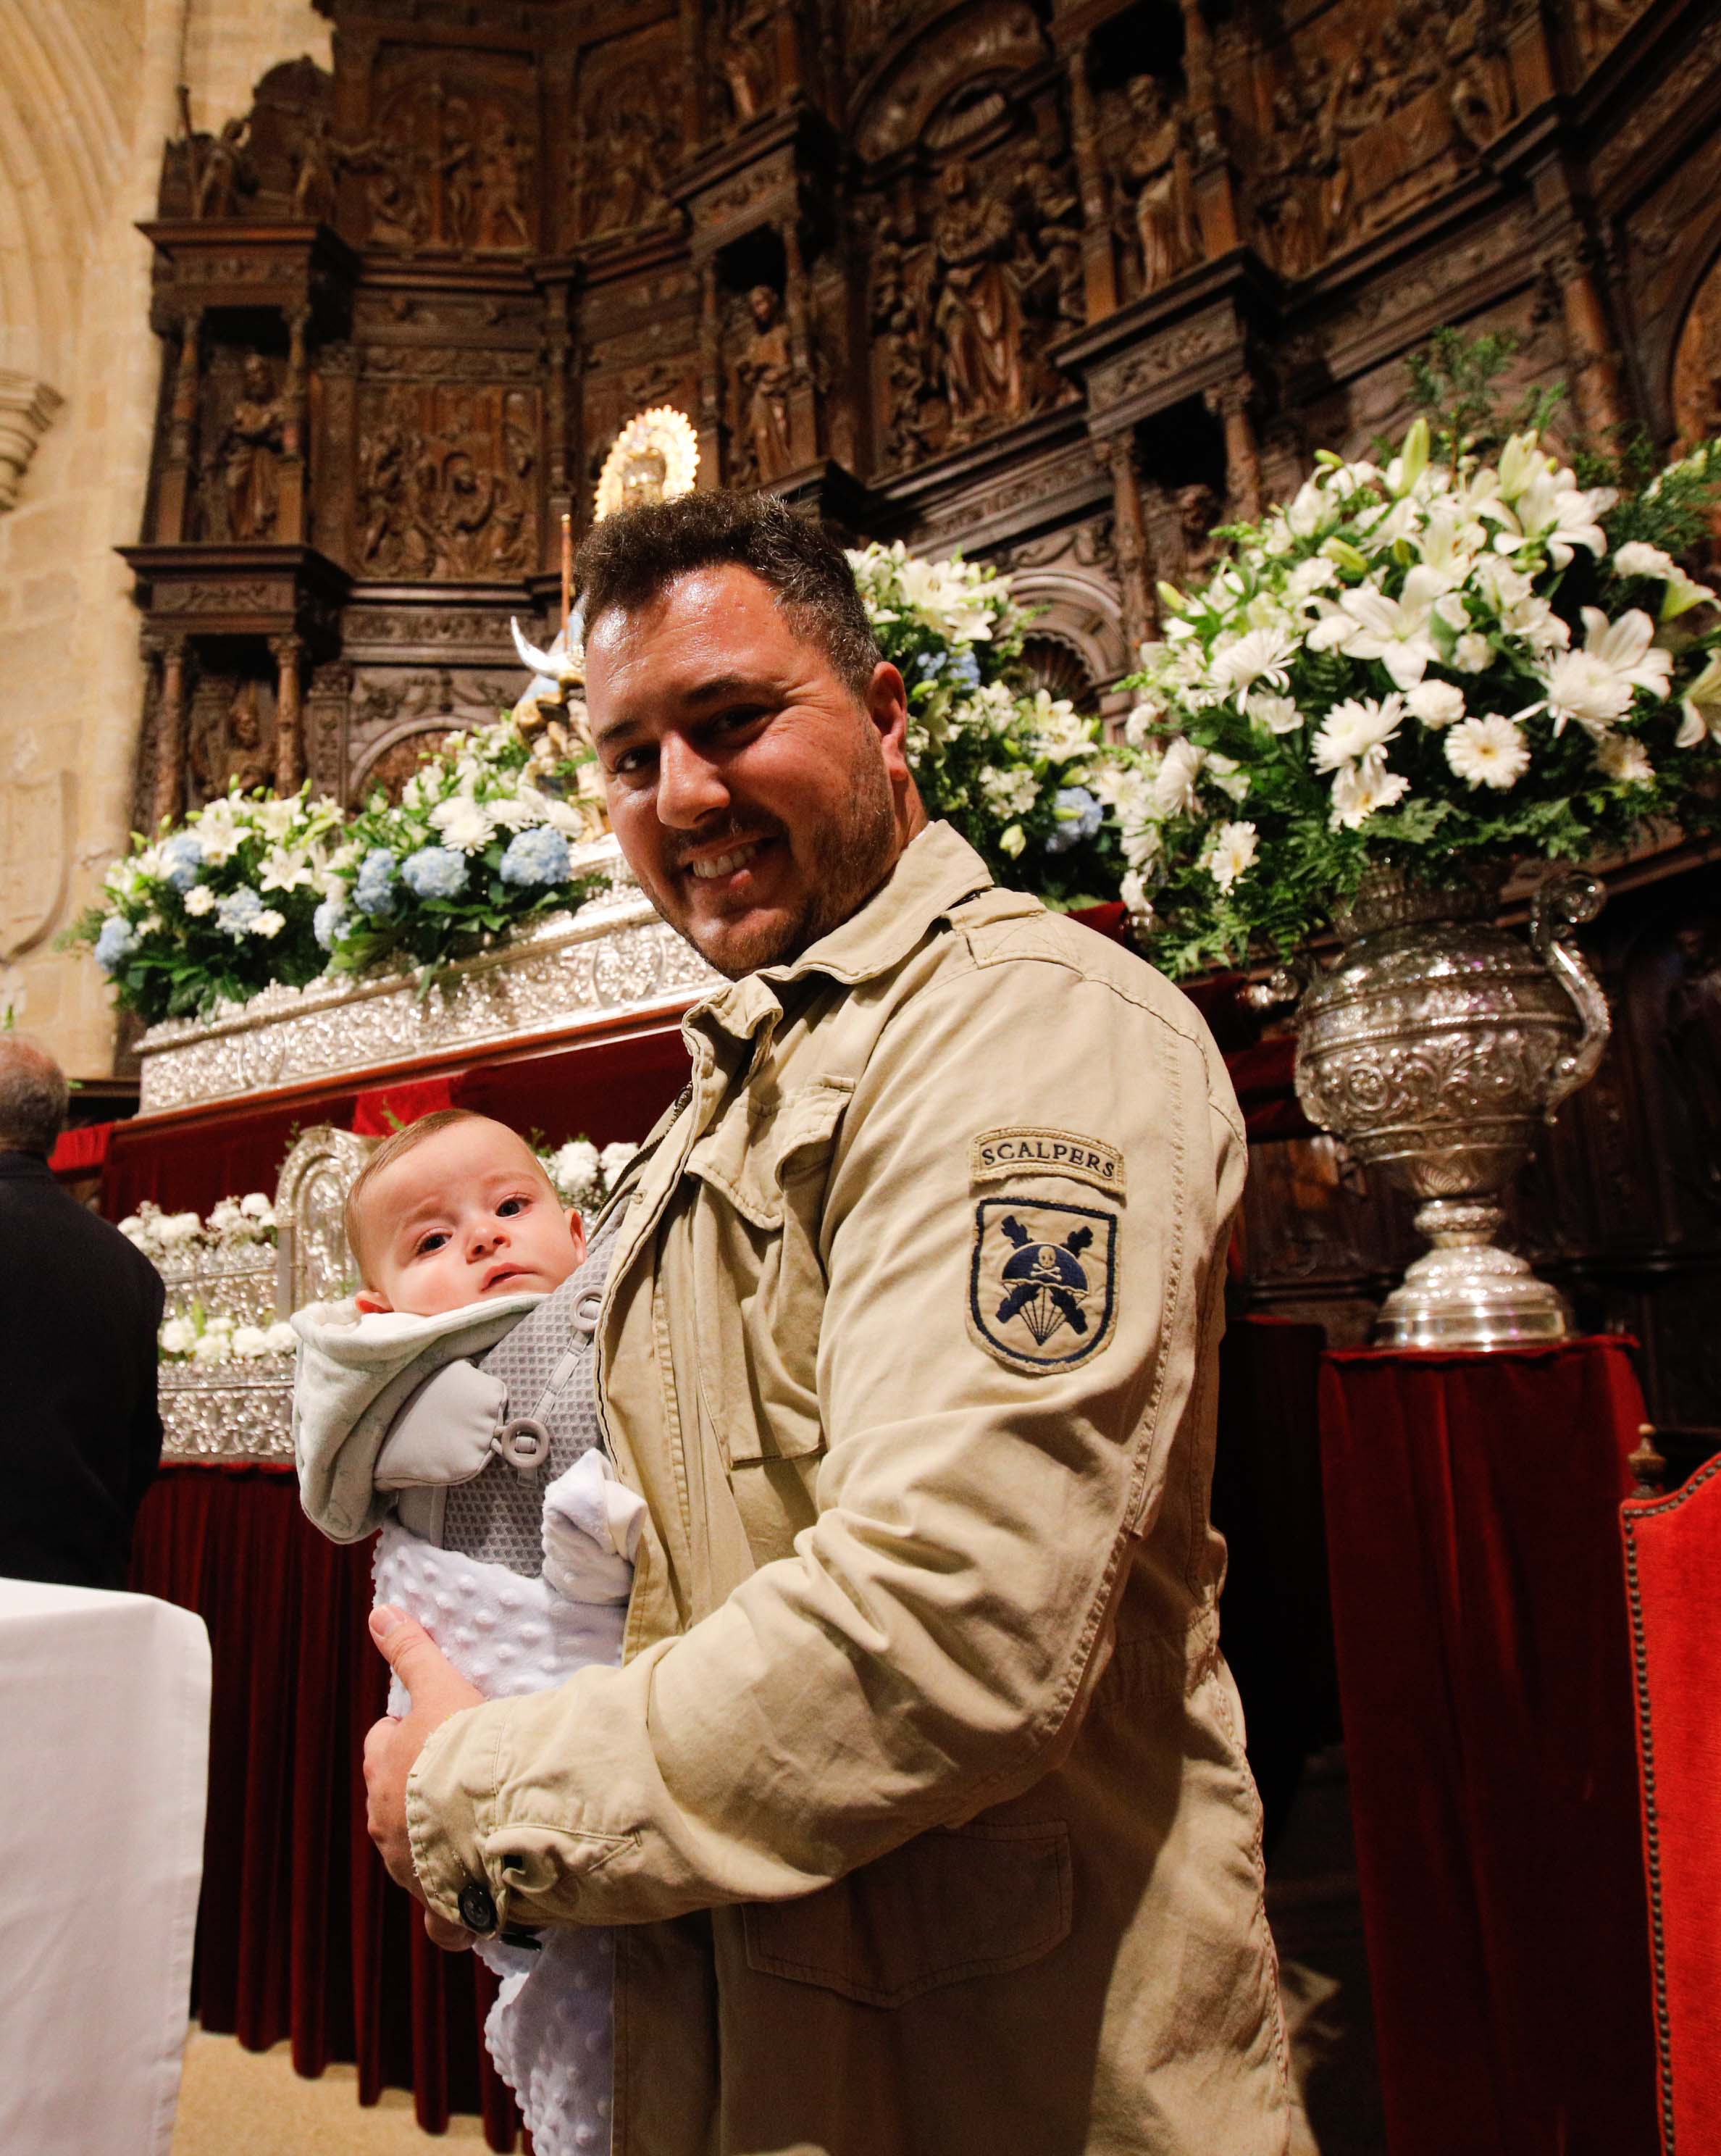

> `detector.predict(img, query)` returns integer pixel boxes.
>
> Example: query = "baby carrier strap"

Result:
[432,1217,620,1576]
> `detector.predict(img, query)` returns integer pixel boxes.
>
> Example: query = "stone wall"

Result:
[0,0,329,1074]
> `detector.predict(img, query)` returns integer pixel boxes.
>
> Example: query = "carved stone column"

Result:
[1065,38,1118,324]
[305,659,353,801]
[272,634,307,795]
[280,306,311,542]
[1548,240,1629,441]
[542,278,574,549]
[1180,0,1241,259]
[157,308,204,543]
[697,259,724,488]
[1206,377,1263,524]
[0,372,64,512]
[1100,433,1154,657]
[148,632,191,831]
[781,217,818,469]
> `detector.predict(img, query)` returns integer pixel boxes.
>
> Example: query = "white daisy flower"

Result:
[1594,733,1654,787]
[1246,691,1304,734]
[430,794,499,852]
[1150,737,1206,817]
[181,885,216,916]
[1525,608,1672,738]
[1445,715,1530,791]
[1207,627,1299,703]
[1328,751,1410,830]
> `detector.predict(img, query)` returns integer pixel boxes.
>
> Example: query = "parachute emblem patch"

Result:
[968,1198,1118,1372]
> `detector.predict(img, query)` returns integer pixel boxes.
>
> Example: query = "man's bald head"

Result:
[0,1035,68,1156]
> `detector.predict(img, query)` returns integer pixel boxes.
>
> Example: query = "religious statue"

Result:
[1318,53,1392,241]
[1120,78,1199,296]
[194,117,252,220]
[716,0,777,125]
[346,136,426,250]
[1256,66,1328,280]
[582,82,670,238]
[1445,2,1514,151]
[593,405,698,520]
[621,446,668,506]
[931,160,1027,439]
[290,115,338,222]
[734,285,795,484]
[219,356,285,541]
[191,682,271,802]
[1021,158,1084,330]
[475,117,532,251]
[1175,482,1225,582]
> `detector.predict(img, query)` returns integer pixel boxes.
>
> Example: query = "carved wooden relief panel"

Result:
[120,0,1721,1413]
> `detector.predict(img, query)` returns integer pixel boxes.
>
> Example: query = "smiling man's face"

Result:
[586,564,924,979]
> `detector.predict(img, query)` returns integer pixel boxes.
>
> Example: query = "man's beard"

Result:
[666,745,899,980]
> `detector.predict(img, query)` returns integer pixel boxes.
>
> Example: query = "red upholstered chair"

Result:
[1622,1445,1721,2156]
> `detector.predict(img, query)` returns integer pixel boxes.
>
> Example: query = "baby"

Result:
[293,1109,641,2156]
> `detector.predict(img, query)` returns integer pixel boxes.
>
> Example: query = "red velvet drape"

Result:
[130,1464,524,2149]
[1319,1338,1658,2156]
[1622,1455,1721,2156]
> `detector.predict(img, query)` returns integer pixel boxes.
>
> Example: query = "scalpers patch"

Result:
[968,1198,1119,1373]
[970,1127,1126,1199]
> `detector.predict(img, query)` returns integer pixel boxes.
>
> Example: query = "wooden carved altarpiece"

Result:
[122,0,1720,1416]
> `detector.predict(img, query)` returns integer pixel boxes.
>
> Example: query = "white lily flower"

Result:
[1335,565,1446,690]
[1205,820,1259,893]
[1445,715,1531,791]
[1150,738,1206,817]
[1207,627,1299,703]
[259,845,315,893]
[1506,469,1616,568]
[254,796,301,843]
[1613,542,1676,582]
[1675,653,1721,747]
[1312,693,1405,772]
[194,800,243,865]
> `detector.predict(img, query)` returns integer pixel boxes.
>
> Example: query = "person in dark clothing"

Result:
[0,1035,164,1590]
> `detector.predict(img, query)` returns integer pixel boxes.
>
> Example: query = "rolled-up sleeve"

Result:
[406,948,1241,1931]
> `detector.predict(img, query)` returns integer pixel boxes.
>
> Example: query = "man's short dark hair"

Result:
[0,1034,68,1156]
[576,491,882,703]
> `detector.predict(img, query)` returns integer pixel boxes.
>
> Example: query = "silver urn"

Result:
[1289,866,1611,1348]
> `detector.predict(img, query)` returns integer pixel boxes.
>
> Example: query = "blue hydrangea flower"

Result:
[499,825,572,888]
[312,897,350,952]
[353,848,398,919]
[914,651,948,680]
[950,650,982,688]
[93,916,138,974]
[401,845,469,901]
[159,832,205,893]
[215,885,264,939]
[1043,785,1103,856]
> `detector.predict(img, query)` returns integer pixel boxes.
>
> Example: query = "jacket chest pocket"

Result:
[683,1077,852,1471]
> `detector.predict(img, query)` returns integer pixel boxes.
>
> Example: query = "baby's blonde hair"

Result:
[345,1110,553,1281]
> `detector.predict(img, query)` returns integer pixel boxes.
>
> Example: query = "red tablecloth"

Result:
[1320,1337,1658,2156]
[129,1464,525,2149]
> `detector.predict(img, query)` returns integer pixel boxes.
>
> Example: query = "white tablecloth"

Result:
[0,1579,210,2156]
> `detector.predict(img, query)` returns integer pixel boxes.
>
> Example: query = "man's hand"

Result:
[363,1605,485,1952]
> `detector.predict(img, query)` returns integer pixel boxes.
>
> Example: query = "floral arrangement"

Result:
[540,1135,636,1211]
[72,790,344,1024]
[1115,335,1721,976]
[847,542,1134,905]
[317,715,606,981]
[159,1305,296,1365]
[120,1192,277,1258]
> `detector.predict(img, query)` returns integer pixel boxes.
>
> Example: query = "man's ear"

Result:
[356,1288,393,1314]
[564,1208,588,1267]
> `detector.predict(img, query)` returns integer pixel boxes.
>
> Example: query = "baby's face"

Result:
[355,1120,585,1316]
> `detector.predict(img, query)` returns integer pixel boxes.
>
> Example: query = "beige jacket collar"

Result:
[684,820,996,1054]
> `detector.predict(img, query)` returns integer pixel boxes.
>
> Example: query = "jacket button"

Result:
[458,1881,498,1934]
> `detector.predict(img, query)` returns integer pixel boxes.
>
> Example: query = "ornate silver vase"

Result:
[1290,866,1611,1349]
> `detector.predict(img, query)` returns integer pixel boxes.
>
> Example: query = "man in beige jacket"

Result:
[364,493,1291,2155]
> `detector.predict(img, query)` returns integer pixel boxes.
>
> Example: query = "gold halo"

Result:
[594,406,700,522]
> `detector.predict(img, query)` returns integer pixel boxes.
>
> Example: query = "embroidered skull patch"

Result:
[968,1197,1118,1373]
